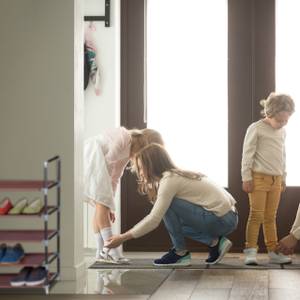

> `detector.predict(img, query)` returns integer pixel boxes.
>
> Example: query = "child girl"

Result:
[105,143,238,266]
[241,92,295,265]
[84,127,164,264]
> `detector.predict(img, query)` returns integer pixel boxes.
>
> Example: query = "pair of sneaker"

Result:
[8,197,43,214]
[0,243,25,264]
[244,248,292,265]
[10,266,47,286]
[96,248,130,265]
[153,237,232,266]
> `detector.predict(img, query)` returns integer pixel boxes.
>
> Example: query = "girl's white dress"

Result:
[84,127,131,211]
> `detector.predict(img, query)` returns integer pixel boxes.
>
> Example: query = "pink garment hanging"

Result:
[84,22,101,95]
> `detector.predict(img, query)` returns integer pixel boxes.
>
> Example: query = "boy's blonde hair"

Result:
[129,128,164,157]
[133,143,204,202]
[260,92,295,118]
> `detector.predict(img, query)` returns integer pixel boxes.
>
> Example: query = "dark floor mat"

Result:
[89,257,300,270]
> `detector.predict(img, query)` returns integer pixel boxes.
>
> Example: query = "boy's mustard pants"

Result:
[245,172,282,252]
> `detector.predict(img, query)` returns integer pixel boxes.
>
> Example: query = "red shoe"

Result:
[0,197,13,215]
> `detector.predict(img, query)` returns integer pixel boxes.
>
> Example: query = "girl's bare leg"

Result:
[94,202,111,229]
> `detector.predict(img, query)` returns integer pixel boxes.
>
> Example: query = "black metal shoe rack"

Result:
[0,155,61,294]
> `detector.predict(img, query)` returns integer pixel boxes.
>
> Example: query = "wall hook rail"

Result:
[84,0,110,27]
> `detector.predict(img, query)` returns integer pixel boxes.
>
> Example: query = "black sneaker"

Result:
[153,249,191,266]
[205,237,232,265]
[10,267,32,287]
[25,266,47,286]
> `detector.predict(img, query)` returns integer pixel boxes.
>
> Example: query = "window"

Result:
[146,0,228,186]
[276,0,300,186]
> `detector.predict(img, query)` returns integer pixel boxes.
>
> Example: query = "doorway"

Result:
[121,0,300,252]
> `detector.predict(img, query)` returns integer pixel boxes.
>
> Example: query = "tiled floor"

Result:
[1,252,300,299]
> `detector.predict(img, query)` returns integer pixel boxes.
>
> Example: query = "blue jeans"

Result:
[163,198,238,251]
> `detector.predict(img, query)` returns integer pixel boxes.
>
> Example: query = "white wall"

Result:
[0,0,85,281]
[83,0,121,248]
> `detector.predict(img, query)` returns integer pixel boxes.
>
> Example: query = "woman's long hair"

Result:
[132,143,204,202]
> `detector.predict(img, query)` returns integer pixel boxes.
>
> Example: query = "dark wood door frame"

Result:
[121,0,300,252]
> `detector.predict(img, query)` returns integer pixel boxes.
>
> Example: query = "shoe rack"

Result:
[0,156,61,294]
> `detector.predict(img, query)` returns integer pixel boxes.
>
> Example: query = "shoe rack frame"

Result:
[0,155,61,295]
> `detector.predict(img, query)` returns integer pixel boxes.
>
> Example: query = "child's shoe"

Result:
[205,236,232,264]
[8,198,28,215]
[0,243,25,264]
[22,198,43,214]
[97,248,130,265]
[0,197,13,215]
[153,248,191,266]
[10,267,32,287]
[244,248,258,265]
[268,251,292,264]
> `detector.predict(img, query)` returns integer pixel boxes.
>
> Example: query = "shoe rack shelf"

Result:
[0,206,58,217]
[0,155,61,295]
[0,253,56,266]
[0,230,57,241]
[0,180,58,190]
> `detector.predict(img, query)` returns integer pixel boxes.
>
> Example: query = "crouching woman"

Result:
[105,143,238,266]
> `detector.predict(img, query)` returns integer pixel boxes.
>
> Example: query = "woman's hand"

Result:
[105,232,133,249]
[242,180,253,193]
[105,235,124,248]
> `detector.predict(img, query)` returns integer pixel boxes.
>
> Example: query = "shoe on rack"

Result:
[153,248,191,266]
[205,236,232,265]
[8,197,28,215]
[10,266,33,287]
[22,198,43,214]
[244,248,258,265]
[0,243,25,264]
[0,197,13,215]
[97,248,130,265]
[268,251,292,264]
[0,244,7,260]
[25,266,47,286]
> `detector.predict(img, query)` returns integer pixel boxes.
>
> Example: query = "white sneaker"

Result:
[97,248,130,265]
[268,251,292,264]
[244,248,258,265]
